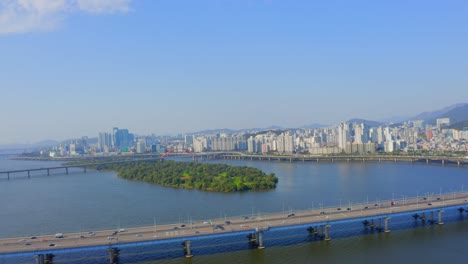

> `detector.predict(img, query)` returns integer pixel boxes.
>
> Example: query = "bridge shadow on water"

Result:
[1,208,467,264]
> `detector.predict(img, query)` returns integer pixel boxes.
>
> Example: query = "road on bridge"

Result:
[1,192,467,255]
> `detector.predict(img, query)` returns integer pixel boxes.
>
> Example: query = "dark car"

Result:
[225,221,231,225]
[320,211,326,215]
[337,208,341,211]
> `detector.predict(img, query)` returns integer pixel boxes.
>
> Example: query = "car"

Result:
[437,198,441,200]
[364,206,369,209]
[135,234,143,237]
[215,225,225,230]
[173,227,179,230]
[337,208,341,211]
[347,208,352,211]
[423,197,427,200]
[30,236,37,240]
[428,203,432,206]
[374,204,378,206]
[54,233,64,239]
[320,211,326,215]
[180,224,186,227]
[287,213,295,217]
[24,242,31,246]
[225,221,231,225]
[243,216,249,220]
[88,232,95,237]
[111,231,118,236]
[18,239,26,242]
[203,221,210,224]
[107,237,114,240]
[49,243,56,247]
[118,228,126,233]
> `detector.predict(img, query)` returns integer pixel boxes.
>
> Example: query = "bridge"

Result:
[1,191,468,263]
[215,153,468,166]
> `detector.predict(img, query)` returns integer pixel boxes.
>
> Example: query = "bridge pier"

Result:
[28,170,30,178]
[370,219,375,228]
[429,211,436,224]
[84,166,87,173]
[324,224,331,241]
[438,210,444,225]
[47,169,50,176]
[420,213,426,223]
[65,168,69,175]
[45,254,54,264]
[109,247,120,264]
[442,160,445,165]
[458,161,461,167]
[384,217,390,233]
[7,172,9,180]
[183,240,193,257]
[35,254,44,264]
[376,218,383,232]
[257,230,265,249]
[426,159,429,164]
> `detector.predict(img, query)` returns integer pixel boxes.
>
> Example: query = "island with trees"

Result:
[68,160,278,192]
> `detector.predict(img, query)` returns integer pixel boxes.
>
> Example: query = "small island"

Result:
[69,160,278,192]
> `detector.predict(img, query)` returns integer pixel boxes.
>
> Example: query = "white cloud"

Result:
[77,0,131,14]
[0,0,133,34]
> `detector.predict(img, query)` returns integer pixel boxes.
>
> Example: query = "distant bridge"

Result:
[215,153,468,166]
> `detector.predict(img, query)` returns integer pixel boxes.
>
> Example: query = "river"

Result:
[0,158,467,263]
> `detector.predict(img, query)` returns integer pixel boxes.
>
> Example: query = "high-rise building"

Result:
[98,132,112,151]
[338,122,350,151]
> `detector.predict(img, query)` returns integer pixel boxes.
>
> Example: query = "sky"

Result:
[0,0,467,144]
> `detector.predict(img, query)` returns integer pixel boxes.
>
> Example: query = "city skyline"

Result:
[1,0,468,144]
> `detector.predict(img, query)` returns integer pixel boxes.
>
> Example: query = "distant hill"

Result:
[301,123,329,129]
[347,118,384,128]
[408,103,467,122]
[448,120,468,130]
[431,104,468,124]
[0,140,59,151]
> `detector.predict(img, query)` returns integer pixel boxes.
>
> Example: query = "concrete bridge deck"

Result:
[1,191,468,256]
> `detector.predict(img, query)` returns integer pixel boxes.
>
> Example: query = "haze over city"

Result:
[1,0,467,144]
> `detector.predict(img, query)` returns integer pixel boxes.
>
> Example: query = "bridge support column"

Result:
[420,213,426,223]
[109,247,120,264]
[429,211,435,224]
[28,170,30,178]
[7,172,9,180]
[377,218,383,232]
[370,219,375,228]
[35,254,45,264]
[257,231,265,249]
[324,225,331,241]
[438,210,444,225]
[442,160,445,165]
[184,240,193,257]
[313,226,318,235]
[84,166,87,173]
[45,254,54,264]
[47,169,50,176]
[384,218,390,233]
[426,159,429,164]
[458,161,461,167]
[65,168,69,175]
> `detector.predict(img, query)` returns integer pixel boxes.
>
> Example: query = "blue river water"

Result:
[0,158,467,264]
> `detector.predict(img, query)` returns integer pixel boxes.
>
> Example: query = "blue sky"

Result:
[0,0,467,144]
